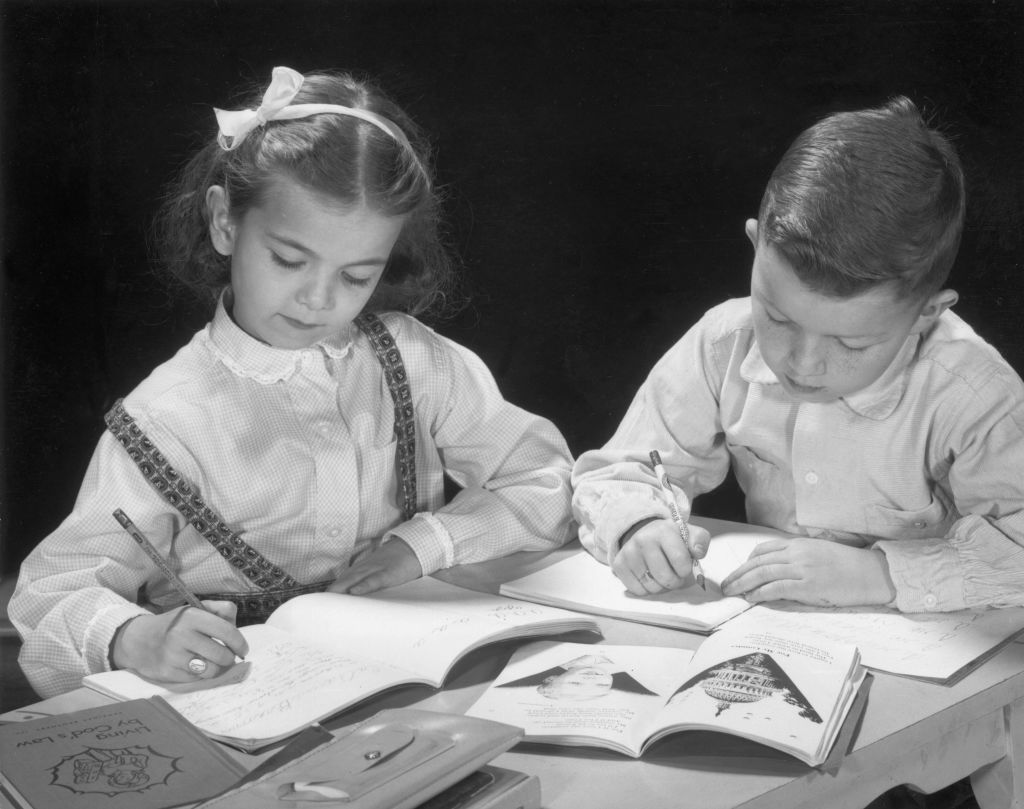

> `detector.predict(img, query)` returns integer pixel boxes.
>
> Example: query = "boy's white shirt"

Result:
[572,297,1024,614]
[11,300,575,698]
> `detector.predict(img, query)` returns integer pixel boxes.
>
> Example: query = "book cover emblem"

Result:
[50,744,182,798]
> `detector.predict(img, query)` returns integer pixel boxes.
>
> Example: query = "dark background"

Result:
[1,0,1022,576]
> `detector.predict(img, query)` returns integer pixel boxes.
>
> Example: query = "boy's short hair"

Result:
[757,96,965,301]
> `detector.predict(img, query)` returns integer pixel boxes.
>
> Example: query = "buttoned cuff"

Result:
[84,602,151,676]
[874,539,966,612]
[385,512,454,575]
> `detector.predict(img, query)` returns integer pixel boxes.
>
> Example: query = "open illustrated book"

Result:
[500,520,1024,684]
[82,577,600,753]
[466,627,868,768]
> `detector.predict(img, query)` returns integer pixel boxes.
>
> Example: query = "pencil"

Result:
[648,451,706,590]
[112,508,208,612]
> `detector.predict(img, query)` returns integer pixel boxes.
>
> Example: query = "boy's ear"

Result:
[911,288,959,333]
[206,185,235,257]
[744,218,758,248]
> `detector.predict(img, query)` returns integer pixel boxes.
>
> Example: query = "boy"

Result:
[572,97,1024,613]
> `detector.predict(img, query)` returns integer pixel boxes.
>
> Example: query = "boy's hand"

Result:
[613,519,710,595]
[720,538,897,607]
[112,601,248,683]
[329,538,423,596]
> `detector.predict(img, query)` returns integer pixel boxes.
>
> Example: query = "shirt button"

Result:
[318,422,330,433]
[804,471,819,485]
[924,593,938,610]
[913,520,927,529]
[328,527,341,538]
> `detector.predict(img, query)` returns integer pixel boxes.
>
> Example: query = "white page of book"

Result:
[266,577,592,683]
[722,602,1024,681]
[466,641,696,754]
[500,534,775,630]
[161,626,411,741]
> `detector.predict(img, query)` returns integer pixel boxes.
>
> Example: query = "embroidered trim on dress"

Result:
[354,312,418,521]
[104,400,300,590]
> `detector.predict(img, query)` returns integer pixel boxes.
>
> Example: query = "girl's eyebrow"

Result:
[266,231,390,269]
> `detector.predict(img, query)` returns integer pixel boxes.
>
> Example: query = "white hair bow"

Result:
[214,66,407,152]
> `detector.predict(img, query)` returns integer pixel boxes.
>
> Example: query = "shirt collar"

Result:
[205,293,355,383]
[739,333,920,420]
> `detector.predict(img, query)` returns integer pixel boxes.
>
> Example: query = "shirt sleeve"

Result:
[571,312,735,564]
[875,371,1024,612]
[387,334,576,572]
[8,431,181,698]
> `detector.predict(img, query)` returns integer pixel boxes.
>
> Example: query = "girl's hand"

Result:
[720,538,897,607]
[111,601,248,683]
[613,519,710,595]
[329,538,423,596]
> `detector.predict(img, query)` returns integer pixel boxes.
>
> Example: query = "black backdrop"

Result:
[2,0,1022,575]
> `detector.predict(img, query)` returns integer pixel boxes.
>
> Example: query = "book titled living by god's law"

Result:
[0,697,246,809]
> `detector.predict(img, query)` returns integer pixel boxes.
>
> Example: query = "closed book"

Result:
[0,697,246,809]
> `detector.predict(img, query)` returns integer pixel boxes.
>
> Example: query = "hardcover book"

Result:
[0,697,246,809]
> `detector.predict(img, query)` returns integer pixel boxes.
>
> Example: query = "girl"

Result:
[11,66,575,698]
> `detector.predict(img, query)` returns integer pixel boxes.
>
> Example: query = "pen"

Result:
[648,451,706,590]
[112,508,208,612]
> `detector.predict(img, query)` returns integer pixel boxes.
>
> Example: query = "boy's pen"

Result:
[112,508,208,612]
[648,451,707,590]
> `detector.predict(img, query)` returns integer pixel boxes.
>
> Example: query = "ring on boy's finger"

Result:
[639,569,655,584]
[187,657,208,675]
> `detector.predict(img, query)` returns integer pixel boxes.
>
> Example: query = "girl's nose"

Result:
[297,272,334,310]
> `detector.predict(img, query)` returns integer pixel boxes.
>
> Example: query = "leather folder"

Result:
[197,708,524,809]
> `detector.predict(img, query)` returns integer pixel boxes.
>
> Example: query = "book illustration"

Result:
[467,634,865,766]
[669,652,822,723]
[495,653,659,701]
[52,744,180,796]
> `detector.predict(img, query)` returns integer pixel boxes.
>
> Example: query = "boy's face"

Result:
[746,220,953,403]
[207,178,406,349]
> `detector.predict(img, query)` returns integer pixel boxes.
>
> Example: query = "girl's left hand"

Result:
[719,538,897,607]
[328,538,423,596]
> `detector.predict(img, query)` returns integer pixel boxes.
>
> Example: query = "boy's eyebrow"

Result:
[266,231,389,268]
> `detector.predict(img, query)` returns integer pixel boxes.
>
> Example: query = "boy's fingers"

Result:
[688,526,712,559]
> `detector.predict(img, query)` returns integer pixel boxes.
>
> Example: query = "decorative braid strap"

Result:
[104,400,300,590]
[104,312,417,608]
[354,312,418,521]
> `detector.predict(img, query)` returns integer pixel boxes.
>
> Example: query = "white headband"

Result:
[214,66,414,156]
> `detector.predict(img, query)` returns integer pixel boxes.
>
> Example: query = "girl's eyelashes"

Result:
[269,249,376,287]
[270,251,304,270]
[342,272,374,288]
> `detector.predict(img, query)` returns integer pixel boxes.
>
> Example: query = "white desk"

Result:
[6,518,1024,809]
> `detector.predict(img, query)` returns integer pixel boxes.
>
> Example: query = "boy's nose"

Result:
[787,334,826,376]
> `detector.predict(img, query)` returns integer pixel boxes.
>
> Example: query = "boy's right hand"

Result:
[111,601,248,683]
[613,519,710,595]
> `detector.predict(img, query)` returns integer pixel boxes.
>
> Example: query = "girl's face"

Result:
[745,220,954,403]
[208,177,406,349]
